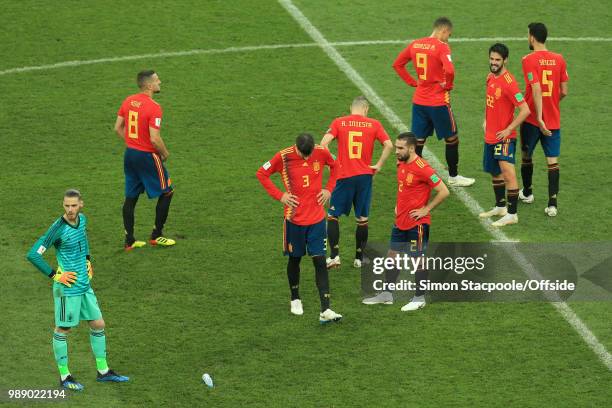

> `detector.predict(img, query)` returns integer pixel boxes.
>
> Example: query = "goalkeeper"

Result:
[26,189,129,391]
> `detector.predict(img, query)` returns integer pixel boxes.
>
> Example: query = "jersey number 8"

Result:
[128,110,139,139]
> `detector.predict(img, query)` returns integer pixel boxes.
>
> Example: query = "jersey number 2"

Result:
[128,110,139,139]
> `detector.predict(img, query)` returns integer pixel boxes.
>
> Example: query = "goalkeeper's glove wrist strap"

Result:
[49,269,57,279]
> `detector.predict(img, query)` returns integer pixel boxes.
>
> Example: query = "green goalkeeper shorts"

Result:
[54,288,102,327]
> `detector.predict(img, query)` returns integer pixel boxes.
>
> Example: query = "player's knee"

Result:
[312,255,326,269]
[163,189,174,197]
[56,326,71,333]
[89,319,105,330]
[546,157,559,165]
[417,139,426,146]
[288,256,301,267]
[521,157,533,165]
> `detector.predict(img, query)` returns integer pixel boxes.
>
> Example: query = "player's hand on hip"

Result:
[369,163,382,174]
[409,207,429,220]
[86,260,94,281]
[495,128,511,140]
[53,268,77,287]
[537,119,552,136]
[281,192,299,208]
[161,152,169,161]
[317,189,331,206]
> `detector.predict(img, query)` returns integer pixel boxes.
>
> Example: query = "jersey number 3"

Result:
[128,110,139,139]
[416,53,428,80]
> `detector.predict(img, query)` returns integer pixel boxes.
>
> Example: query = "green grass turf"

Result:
[0,1,610,406]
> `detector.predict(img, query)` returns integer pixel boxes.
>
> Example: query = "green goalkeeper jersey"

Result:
[27,213,91,296]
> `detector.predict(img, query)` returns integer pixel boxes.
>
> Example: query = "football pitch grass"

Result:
[1,0,611,406]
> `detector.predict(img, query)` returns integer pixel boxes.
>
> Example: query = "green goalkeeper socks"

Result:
[53,331,70,380]
[90,329,109,374]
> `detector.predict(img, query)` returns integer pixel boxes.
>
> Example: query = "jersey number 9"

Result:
[416,53,427,80]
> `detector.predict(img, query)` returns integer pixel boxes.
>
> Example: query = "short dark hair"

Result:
[528,22,548,44]
[489,43,509,60]
[433,17,453,30]
[397,131,418,147]
[137,70,156,89]
[296,133,315,157]
[64,189,82,199]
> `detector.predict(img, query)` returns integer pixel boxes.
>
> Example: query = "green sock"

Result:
[52,331,70,379]
[89,329,108,373]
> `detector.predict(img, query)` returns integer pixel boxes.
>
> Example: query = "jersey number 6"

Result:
[348,131,363,159]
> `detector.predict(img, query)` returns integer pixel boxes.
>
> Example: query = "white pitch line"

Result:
[278,0,612,371]
[2,37,612,77]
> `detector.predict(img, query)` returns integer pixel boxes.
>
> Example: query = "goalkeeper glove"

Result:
[52,267,77,287]
[86,259,94,281]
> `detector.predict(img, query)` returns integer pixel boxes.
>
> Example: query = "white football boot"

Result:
[491,213,518,227]
[448,175,475,187]
[479,206,508,218]
[353,259,362,268]
[326,256,341,269]
[319,308,343,324]
[362,291,394,305]
[544,206,558,217]
[519,190,534,203]
[401,296,426,311]
[290,299,303,315]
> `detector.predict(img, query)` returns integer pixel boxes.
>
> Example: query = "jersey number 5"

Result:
[416,53,427,80]
[348,131,363,159]
[128,110,139,139]
[542,70,553,97]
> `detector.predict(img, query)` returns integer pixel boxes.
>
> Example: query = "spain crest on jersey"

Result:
[405,173,414,185]
[495,87,502,99]
[313,161,320,173]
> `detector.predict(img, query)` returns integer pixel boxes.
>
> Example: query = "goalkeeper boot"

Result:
[149,236,176,247]
[319,308,342,324]
[362,291,394,305]
[97,369,129,383]
[60,375,84,391]
[401,295,426,312]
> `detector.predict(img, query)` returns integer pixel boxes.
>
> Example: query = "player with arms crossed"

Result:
[114,70,175,250]
[363,132,449,311]
[393,17,475,187]
[520,22,569,216]
[320,96,393,269]
[479,43,530,227]
[257,133,342,323]
[26,189,129,391]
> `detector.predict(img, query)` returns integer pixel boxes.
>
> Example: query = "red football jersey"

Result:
[485,71,526,144]
[395,157,441,230]
[393,37,455,106]
[256,145,337,226]
[326,114,390,180]
[522,50,569,129]
[117,93,163,153]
